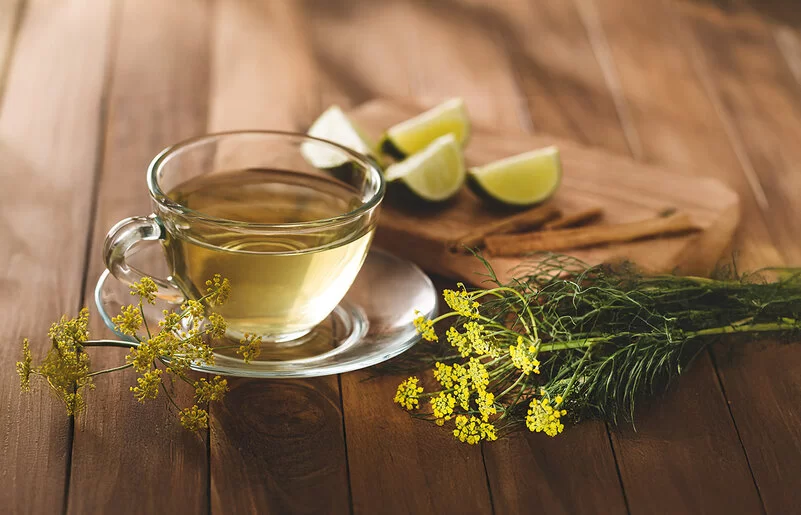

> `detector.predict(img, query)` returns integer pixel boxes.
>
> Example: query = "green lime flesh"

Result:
[468,146,562,206]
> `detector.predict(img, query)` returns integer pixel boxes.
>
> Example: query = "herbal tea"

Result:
[164,168,374,341]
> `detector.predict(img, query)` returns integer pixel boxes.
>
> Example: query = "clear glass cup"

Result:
[103,131,384,345]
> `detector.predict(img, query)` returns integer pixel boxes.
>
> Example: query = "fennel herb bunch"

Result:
[395,254,801,444]
[16,275,262,431]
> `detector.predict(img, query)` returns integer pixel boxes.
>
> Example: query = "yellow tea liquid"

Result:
[164,168,374,341]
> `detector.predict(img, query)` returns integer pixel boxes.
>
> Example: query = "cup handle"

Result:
[103,214,185,303]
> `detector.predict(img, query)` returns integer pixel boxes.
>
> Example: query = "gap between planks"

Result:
[487,2,630,512]
[0,0,26,104]
[63,1,125,514]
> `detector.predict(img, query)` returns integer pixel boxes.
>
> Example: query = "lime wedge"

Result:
[303,105,377,168]
[382,98,470,159]
[384,134,465,202]
[468,146,562,206]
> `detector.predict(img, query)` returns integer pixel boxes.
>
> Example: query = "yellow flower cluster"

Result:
[446,326,470,356]
[526,395,567,437]
[179,405,209,431]
[509,336,541,375]
[48,308,91,344]
[467,358,489,390]
[429,358,496,424]
[452,415,498,444]
[394,376,424,410]
[181,299,205,320]
[432,361,470,409]
[194,376,229,403]
[112,304,144,337]
[207,313,227,339]
[126,335,160,372]
[38,309,94,415]
[238,333,263,364]
[16,338,33,392]
[131,368,163,402]
[433,361,456,388]
[445,323,498,358]
[19,275,241,433]
[442,283,480,319]
[205,274,231,306]
[466,322,498,357]
[430,392,456,425]
[413,313,438,342]
[130,277,158,304]
[476,390,497,421]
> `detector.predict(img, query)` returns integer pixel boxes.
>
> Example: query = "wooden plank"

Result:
[0,0,23,97]
[302,1,513,513]
[342,372,494,514]
[208,0,318,132]
[676,2,801,262]
[580,0,780,512]
[666,2,801,512]
[211,378,350,514]
[208,2,350,513]
[494,0,633,154]
[483,423,626,515]
[0,0,113,513]
[65,1,211,513]
[307,0,523,131]
[304,1,624,513]
[457,1,630,512]
[578,0,781,270]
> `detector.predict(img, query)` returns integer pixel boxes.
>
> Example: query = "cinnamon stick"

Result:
[543,207,603,230]
[485,213,701,256]
[453,204,561,249]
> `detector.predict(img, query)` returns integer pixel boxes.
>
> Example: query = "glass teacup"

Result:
[103,131,384,346]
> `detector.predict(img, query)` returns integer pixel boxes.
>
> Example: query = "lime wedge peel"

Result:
[382,98,471,159]
[468,146,562,206]
[384,133,465,202]
[302,105,378,168]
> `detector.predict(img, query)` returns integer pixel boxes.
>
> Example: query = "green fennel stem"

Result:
[685,319,800,338]
[87,363,134,377]
[82,339,139,349]
[537,319,801,353]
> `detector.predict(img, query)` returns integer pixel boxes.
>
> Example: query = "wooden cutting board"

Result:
[348,100,740,285]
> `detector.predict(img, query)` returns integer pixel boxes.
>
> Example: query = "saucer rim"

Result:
[94,248,436,378]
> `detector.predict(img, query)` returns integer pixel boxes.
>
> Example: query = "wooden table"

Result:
[2,1,800,513]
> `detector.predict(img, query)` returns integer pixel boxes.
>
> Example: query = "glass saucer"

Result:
[94,247,437,378]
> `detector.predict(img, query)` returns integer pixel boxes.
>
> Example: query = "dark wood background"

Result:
[1,0,800,513]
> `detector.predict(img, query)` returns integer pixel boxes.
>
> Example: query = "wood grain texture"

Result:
[211,378,350,514]
[494,0,634,154]
[306,1,628,513]
[483,423,627,515]
[484,212,700,255]
[676,2,801,263]
[208,2,350,513]
[583,0,789,512]
[65,1,211,514]
[669,2,801,512]
[302,2,512,512]
[438,3,631,512]
[342,372,494,515]
[0,0,23,97]
[0,1,113,513]
[582,0,781,270]
[304,0,525,131]
[303,1,500,514]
